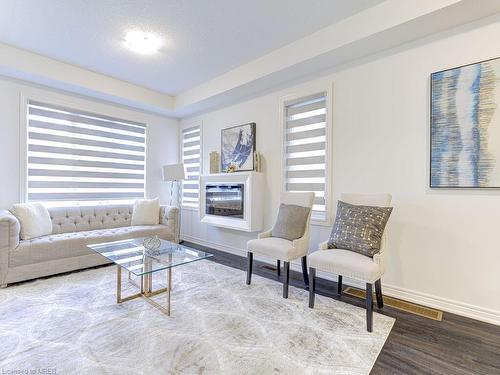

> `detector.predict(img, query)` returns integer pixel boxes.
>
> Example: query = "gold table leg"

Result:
[117,265,121,304]
[115,264,172,316]
[167,267,171,316]
[116,265,142,303]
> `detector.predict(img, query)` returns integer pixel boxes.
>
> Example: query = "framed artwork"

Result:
[430,56,500,188]
[221,123,256,172]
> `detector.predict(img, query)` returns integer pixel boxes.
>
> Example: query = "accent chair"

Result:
[246,192,315,298]
[307,193,392,332]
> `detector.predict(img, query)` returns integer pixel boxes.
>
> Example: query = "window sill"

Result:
[181,206,199,212]
[311,219,332,228]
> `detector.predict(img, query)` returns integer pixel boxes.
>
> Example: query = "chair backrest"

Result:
[280,191,316,208]
[277,192,316,240]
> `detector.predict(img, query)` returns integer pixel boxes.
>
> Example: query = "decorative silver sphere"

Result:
[143,235,161,255]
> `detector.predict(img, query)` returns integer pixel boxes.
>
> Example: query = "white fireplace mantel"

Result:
[199,172,264,232]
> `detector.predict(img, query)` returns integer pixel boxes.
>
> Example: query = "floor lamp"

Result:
[162,163,186,243]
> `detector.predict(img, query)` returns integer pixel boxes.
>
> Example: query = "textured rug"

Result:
[0,261,394,374]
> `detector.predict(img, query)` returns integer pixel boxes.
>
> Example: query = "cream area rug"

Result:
[0,261,394,374]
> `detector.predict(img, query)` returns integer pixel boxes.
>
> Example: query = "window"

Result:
[181,125,201,208]
[282,92,329,222]
[26,100,146,204]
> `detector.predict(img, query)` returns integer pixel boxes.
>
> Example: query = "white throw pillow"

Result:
[131,198,160,226]
[11,203,53,240]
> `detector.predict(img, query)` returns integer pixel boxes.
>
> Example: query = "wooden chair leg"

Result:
[283,261,290,298]
[276,259,281,277]
[337,275,343,296]
[366,283,373,332]
[246,252,253,285]
[308,267,316,308]
[375,279,384,309]
[301,256,309,286]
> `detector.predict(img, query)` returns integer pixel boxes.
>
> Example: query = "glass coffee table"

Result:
[88,238,213,316]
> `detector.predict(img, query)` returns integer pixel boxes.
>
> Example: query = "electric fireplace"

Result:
[199,172,263,232]
[205,184,244,218]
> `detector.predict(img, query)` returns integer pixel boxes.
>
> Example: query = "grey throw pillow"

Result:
[328,200,393,257]
[271,204,311,241]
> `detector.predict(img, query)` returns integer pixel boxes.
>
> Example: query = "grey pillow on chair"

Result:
[328,200,393,257]
[271,204,311,241]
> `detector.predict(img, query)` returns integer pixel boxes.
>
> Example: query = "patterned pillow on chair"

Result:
[328,200,392,257]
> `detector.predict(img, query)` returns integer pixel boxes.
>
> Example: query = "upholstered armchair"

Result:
[246,192,315,298]
[308,193,392,332]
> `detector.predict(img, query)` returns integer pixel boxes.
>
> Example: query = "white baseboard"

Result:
[380,284,500,326]
[181,234,500,326]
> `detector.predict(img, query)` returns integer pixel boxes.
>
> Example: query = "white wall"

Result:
[181,20,500,324]
[0,76,179,210]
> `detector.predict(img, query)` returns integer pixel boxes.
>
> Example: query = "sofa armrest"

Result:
[160,205,180,243]
[0,210,20,250]
[0,210,20,284]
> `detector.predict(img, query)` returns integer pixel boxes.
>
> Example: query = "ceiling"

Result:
[0,0,383,95]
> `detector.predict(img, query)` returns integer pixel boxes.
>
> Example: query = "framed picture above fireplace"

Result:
[221,122,256,172]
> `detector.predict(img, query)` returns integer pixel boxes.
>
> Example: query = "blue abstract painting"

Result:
[431,58,500,187]
[221,123,256,172]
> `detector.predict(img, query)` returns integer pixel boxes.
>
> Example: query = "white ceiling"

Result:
[0,0,383,94]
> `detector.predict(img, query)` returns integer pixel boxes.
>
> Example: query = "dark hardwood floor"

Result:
[185,242,500,375]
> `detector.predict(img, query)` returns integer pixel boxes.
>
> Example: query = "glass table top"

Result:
[88,237,213,276]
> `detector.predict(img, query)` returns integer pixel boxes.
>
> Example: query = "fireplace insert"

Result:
[205,184,244,218]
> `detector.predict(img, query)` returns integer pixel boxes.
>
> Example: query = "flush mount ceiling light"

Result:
[124,30,163,55]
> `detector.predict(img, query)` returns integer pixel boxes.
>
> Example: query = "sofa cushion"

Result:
[131,198,160,226]
[10,224,174,267]
[11,203,52,240]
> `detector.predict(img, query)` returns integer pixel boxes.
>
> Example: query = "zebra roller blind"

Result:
[181,125,201,207]
[27,101,146,202]
[283,92,328,221]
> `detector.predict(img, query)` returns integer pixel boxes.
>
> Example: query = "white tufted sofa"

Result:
[0,204,179,287]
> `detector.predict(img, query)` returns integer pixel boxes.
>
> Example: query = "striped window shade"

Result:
[181,125,201,207]
[26,101,146,203]
[283,92,328,222]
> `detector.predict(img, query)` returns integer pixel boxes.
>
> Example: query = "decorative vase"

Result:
[210,151,220,173]
[254,151,262,172]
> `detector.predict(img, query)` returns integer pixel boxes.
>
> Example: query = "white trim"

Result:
[325,83,334,227]
[181,234,500,326]
[19,93,28,203]
[144,117,149,199]
[181,206,199,212]
[279,85,334,227]
[17,89,156,125]
[179,120,203,209]
[381,283,500,326]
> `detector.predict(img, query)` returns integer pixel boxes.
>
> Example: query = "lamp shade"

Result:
[162,163,186,181]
